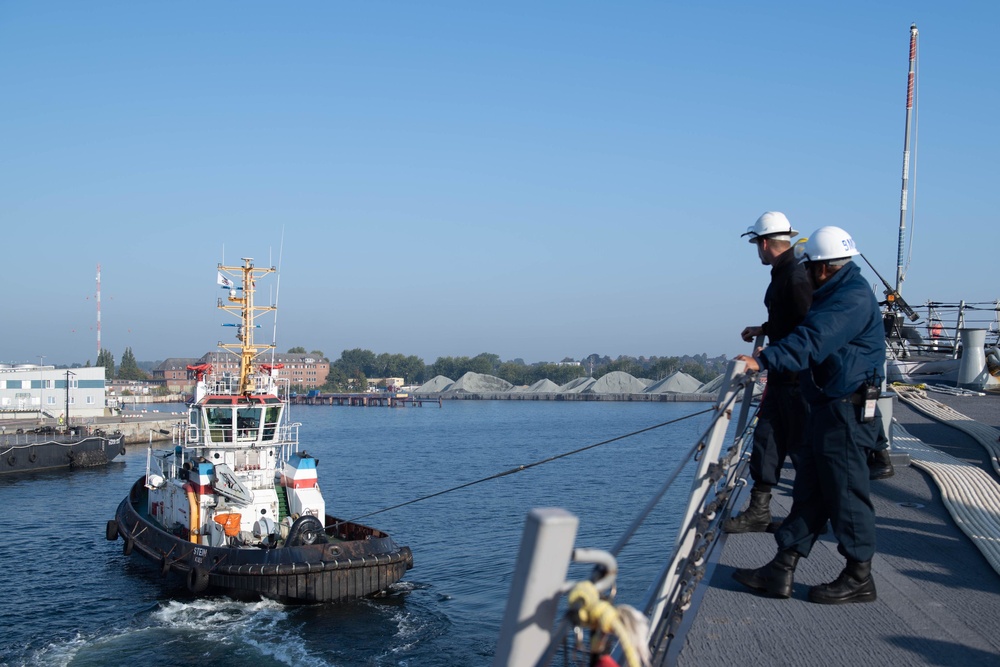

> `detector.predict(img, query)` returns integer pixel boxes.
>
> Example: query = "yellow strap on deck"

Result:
[568,581,649,667]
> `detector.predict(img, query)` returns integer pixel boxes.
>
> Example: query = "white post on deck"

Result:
[492,508,579,667]
[958,328,988,389]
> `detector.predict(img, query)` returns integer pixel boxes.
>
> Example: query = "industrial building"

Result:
[0,364,109,420]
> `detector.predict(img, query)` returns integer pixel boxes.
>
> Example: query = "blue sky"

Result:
[2,2,997,367]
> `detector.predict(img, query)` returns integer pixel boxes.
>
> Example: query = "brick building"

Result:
[195,351,329,389]
[151,357,202,394]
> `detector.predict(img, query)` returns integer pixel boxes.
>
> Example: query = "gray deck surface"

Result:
[671,390,1000,667]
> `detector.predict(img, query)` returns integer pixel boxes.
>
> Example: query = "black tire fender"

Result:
[186,566,210,593]
[160,555,171,577]
[285,514,327,547]
[106,520,119,541]
[6,455,14,466]
[28,452,37,463]
[122,537,134,556]
[120,447,127,456]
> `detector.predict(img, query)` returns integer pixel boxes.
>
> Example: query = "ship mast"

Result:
[895,23,918,295]
[218,258,277,395]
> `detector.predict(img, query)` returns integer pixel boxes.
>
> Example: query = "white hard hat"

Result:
[792,236,809,261]
[798,226,860,262]
[741,211,799,243]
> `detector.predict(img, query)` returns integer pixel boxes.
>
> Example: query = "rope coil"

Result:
[568,580,651,667]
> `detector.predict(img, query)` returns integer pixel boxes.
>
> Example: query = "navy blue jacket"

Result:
[758,261,885,403]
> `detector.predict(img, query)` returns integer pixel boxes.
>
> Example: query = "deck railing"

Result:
[182,422,300,452]
[887,299,1000,358]
[492,359,759,667]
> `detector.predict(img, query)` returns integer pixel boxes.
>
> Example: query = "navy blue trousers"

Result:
[776,399,878,563]
[749,381,808,489]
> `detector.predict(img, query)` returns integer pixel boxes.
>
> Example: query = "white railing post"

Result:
[493,508,579,667]
[734,335,764,434]
[645,359,746,641]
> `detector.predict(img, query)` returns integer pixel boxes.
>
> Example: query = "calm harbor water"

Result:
[0,400,714,666]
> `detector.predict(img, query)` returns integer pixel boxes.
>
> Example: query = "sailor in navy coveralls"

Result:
[733,226,886,604]
[724,211,812,534]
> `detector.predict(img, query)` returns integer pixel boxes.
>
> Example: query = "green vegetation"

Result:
[96,349,115,381]
[319,349,728,391]
[117,347,149,381]
[322,349,425,392]
[90,347,150,381]
[75,344,730,393]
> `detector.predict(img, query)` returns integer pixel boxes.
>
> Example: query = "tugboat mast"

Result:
[895,23,918,296]
[217,258,277,395]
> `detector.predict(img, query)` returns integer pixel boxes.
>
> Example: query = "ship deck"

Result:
[671,389,1000,666]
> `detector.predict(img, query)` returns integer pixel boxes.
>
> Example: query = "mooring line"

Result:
[343,407,716,524]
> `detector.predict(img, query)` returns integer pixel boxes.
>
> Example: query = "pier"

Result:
[291,393,442,407]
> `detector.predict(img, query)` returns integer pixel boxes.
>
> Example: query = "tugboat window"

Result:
[207,408,233,443]
[262,406,280,441]
[237,407,262,440]
[190,408,204,440]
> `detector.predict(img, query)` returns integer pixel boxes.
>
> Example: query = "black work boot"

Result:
[732,549,799,598]
[868,449,895,480]
[808,559,877,604]
[723,487,772,533]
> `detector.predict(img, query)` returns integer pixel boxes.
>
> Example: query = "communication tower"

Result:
[96,263,102,359]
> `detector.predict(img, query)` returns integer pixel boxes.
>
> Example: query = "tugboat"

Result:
[107,257,412,602]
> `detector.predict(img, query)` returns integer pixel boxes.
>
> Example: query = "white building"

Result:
[0,364,109,420]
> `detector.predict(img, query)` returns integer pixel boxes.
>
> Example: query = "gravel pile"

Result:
[444,372,513,393]
[645,371,702,394]
[415,375,454,393]
[586,371,651,394]
[414,370,714,396]
[695,374,726,394]
[524,379,560,393]
[694,372,764,398]
[559,377,597,393]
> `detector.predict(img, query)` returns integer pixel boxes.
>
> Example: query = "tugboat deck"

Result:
[672,390,1000,666]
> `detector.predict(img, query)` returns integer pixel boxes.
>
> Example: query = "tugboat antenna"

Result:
[218,258,277,394]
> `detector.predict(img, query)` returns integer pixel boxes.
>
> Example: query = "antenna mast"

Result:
[96,263,102,359]
[218,258,277,394]
[895,24,918,294]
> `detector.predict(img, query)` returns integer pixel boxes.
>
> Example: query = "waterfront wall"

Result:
[113,394,186,405]
[111,418,184,445]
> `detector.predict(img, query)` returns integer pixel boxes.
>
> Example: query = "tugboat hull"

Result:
[112,478,413,603]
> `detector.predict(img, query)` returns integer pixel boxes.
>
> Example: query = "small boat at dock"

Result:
[1,426,124,474]
[106,257,412,602]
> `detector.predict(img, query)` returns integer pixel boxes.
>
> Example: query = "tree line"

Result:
[94,347,149,381]
[319,348,729,392]
[66,346,730,393]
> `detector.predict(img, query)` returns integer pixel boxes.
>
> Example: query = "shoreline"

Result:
[413,392,718,402]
